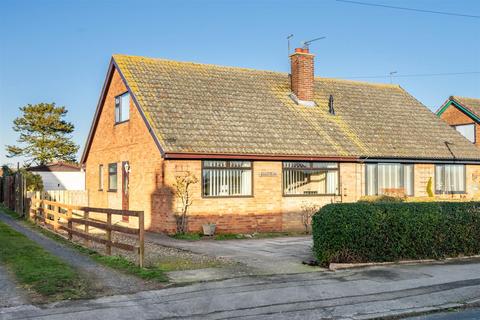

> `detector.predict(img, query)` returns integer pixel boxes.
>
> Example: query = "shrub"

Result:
[312,202,480,266]
[358,195,405,203]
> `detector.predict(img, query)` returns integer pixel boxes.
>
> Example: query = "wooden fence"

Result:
[27,190,88,206]
[0,173,26,216]
[29,198,145,267]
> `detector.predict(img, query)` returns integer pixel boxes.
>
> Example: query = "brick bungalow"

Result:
[80,49,480,234]
[437,96,480,145]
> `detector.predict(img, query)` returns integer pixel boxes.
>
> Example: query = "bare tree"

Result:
[300,202,320,234]
[173,171,198,234]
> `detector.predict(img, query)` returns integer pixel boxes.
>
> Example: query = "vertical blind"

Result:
[366,163,413,196]
[202,161,252,197]
[435,164,465,193]
[283,162,339,195]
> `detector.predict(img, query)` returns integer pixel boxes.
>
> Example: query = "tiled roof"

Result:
[451,96,480,119]
[27,162,81,172]
[112,54,480,161]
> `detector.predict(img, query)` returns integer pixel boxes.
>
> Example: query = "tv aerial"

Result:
[301,36,326,49]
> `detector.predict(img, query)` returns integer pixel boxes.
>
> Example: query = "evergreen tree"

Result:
[6,103,79,165]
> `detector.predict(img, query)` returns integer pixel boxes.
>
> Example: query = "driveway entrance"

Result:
[146,234,316,274]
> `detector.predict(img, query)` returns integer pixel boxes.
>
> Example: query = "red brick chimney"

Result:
[290,47,315,106]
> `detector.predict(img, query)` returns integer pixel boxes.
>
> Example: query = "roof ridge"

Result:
[452,95,480,101]
[113,54,400,89]
[112,54,288,76]
[317,77,400,89]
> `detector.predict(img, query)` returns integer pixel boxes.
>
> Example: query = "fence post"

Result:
[67,208,73,241]
[139,211,144,268]
[53,203,59,231]
[106,213,112,255]
[84,210,90,246]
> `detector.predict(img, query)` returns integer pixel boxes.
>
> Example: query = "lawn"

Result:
[0,220,89,301]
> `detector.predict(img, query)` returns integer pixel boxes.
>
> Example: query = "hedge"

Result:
[312,202,480,266]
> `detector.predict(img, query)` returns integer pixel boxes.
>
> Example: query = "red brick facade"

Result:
[439,104,480,146]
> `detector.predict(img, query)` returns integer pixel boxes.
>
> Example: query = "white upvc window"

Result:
[453,124,475,143]
[435,164,466,194]
[115,92,130,123]
[202,160,252,197]
[365,163,414,196]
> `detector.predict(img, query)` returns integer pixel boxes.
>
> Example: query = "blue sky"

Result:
[0,0,479,166]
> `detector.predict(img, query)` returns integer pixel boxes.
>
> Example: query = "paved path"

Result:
[147,233,316,274]
[0,264,28,309]
[0,212,160,297]
[3,259,480,319]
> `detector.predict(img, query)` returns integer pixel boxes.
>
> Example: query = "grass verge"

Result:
[0,220,88,301]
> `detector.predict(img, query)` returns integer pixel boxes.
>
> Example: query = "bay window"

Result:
[435,164,465,194]
[283,162,339,196]
[202,160,252,197]
[365,163,414,196]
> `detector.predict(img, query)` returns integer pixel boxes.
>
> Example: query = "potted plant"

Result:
[202,222,216,236]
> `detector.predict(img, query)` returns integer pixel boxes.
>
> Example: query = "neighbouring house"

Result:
[27,162,85,190]
[437,96,480,145]
[80,49,480,234]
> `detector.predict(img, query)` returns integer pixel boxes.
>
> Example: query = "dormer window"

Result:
[115,92,130,123]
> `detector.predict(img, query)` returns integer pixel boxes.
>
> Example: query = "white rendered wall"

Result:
[35,171,85,190]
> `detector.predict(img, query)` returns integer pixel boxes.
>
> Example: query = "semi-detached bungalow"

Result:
[80,48,480,234]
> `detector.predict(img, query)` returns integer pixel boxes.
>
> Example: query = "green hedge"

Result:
[312,202,480,266]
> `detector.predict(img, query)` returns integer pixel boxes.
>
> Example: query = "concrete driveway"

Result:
[147,233,316,275]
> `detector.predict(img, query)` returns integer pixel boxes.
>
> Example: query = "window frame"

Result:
[282,162,340,197]
[452,123,476,143]
[108,163,118,192]
[114,91,130,124]
[434,164,466,195]
[364,163,415,196]
[98,164,104,191]
[201,160,254,198]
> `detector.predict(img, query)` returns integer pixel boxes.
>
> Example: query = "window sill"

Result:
[283,193,340,197]
[202,195,253,199]
[107,189,117,193]
[435,191,466,195]
[114,120,129,126]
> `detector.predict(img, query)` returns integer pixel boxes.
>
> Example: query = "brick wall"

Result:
[84,68,165,230]
[439,104,480,146]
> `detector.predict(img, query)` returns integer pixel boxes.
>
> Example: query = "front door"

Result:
[122,161,129,222]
